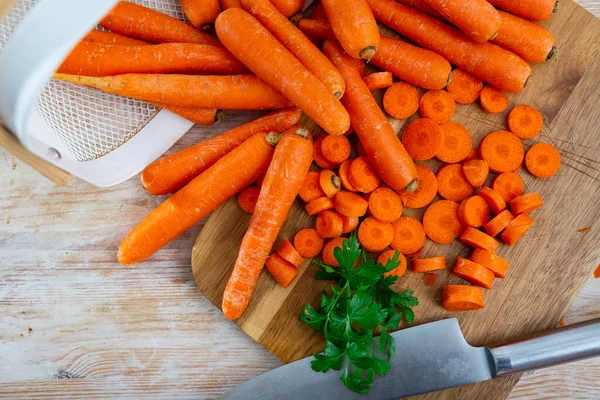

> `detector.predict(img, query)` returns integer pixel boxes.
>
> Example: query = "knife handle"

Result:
[490,318,600,376]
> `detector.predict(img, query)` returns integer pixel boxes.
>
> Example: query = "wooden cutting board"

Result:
[192,2,600,398]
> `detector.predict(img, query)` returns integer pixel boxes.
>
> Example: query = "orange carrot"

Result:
[453,258,495,289]
[321,135,351,164]
[424,273,438,286]
[240,0,345,98]
[479,131,524,173]
[437,122,473,163]
[277,239,306,267]
[348,156,381,193]
[500,213,534,246]
[306,196,335,216]
[320,170,342,199]
[480,86,509,113]
[442,285,485,311]
[313,136,341,169]
[100,1,221,46]
[509,193,544,215]
[419,90,456,124]
[118,132,274,265]
[578,227,592,233]
[269,0,304,18]
[265,253,299,287]
[294,228,324,257]
[83,29,148,46]
[423,200,463,244]
[220,0,241,9]
[402,118,444,161]
[462,160,489,188]
[463,149,479,163]
[141,108,301,195]
[363,72,393,92]
[368,187,403,223]
[390,216,426,254]
[413,256,446,272]
[397,165,438,209]
[339,159,358,192]
[383,82,420,120]
[324,40,418,190]
[508,105,544,139]
[458,196,490,228]
[316,210,344,238]
[340,215,360,233]
[238,185,260,213]
[379,250,408,277]
[334,191,369,217]
[223,130,313,320]
[487,0,559,22]
[395,0,445,19]
[477,187,507,214]
[152,103,219,125]
[471,248,510,278]
[447,70,483,105]
[181,0,220,29]
[482,209,514,237]
[437,164,474,202]
[358,217,394,252]
[525,143,561,179]
[460,227,499,252]
[54,73,293,110]
[216,9,350,135]
[593,264,600,279]
[300,171,327,203]
[322,237,345,267]
[368,0,531,93]
[422,0,501,43]
[492,172,524,202]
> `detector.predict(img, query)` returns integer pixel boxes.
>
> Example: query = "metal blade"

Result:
[219,319,496,400]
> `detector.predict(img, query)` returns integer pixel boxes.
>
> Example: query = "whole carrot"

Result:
[152,103,219,125]
[118,132,275,265]
[180,0,220,29]
[53,73,294,110]
[269,0,304,18]
[322,0,380,60]
[100,1,221,47]
[215,9,350,135]
[83,29,148,46]
[487,0,559,21]
[367,0,531,93]
[141,107,302,195]
[58,42,249,77]
[324,41,417,190]
[240,0,345,98]
[222,129,313,320]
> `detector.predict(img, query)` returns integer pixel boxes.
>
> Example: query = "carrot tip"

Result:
[360,46,377,62]
[554,0,561,13]
[404,179,419,193]
[289,11,303,25]
[215,110,226,123]
[295,127,309,139]
[547,46,559,61]
[266,132,282,146]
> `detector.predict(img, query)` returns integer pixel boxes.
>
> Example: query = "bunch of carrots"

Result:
[56,0,564,318]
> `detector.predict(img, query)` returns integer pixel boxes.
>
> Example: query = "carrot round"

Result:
[324,40,418,190]
[306,196,334,216]
[402,118,444,161]
[118,132,274,265]
[480,86,509,113]
[220,0,242,9]
[423,200,463,244]
[487,0,559,22]
[459,227,499,252]
[238,186,260,213]
[363,72,393,92]
[383,82,420,120]
[240,0,345,98]
[463,149,479,163]
[216,9,350,135]
[152,103,219,125]
[379,250,408,277]
[462,160,489,188]
[419,90,456,124]
[397,165,438,209]
[437,122,473,163]
[83,29,148,46]
[338,159,358,192]
[509,193,544,215]
[413,256,446,273]
[477,187,507,214]
[318,170,341,199]
[334,191,369,217]
[479,131,524,173]
[340,215,360,234]
[390,216,426,254]
[508,105,544,139]
[458,196,490,228]
[368,0,531,93]
[294,228,324,257]
[223,130,313,320]
[358,217,394,252]
[471,248,510,278]
[482,209,514,237]
[447,70,483,105]
[442,285,485,311]
[348,156,381,193]
[453,258,495,289]
[180,0,220,29]
[100,1,220,46]
[368,187,403,223]
[300,172,326,203]
[141,108,300,195]
[265,253,299,287]
[322,237,345,267]
[313,136,341,169]
[500,213,534,246]
[321,135,351,164]
[525,143,561,179]
[437,164,474,202]
[277,239,305,268]
[316,210,344,238]
[492,172,524,202]
[269,0,304,18]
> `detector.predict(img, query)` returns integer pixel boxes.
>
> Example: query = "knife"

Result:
[219,318,600,399]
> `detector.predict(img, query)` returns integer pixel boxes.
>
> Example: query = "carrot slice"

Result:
[446,69,483,104]
[479,130,524,173]
[480,86,508,113]
[463,149,479,163]
[424,273,438,286]
[340,215,359,233]
[306,196,334,216]
[322,237,345,267]
[471,248,510,278]
[397,164,438,209]
[294,228,324,257]
[358,217,395,252]
[334,191,369,217]
[593,264,600,279]
[458,196,490,228]
[462,159,489,188]
[265,253,298,288]
[500,213,534,245]
[419,90,456,124]
[348,156,381,193]
[313,135,341,169]
[402,118,444,161]
[477,187,507,214]
[338,159,358,192]
[320,170,342,199]
[437,122,473,163]
[378,250,408,277]
[277,239,305,267]
[413,256,446,272]
[509,193,544,215]
[492,171,524,201]
[460,227,499,252]
[391,216,426,254]
[364,72,394,91]
[368,187,403,223]
[300,171,327,202]
[321,135,351,164]
[316,210,344,238]
[482,209,514,237]
[453,258,495,289]
[383,82,420,119]
[238,186,261,213]
[437,164,474,202]
[442,285,485,311]
[423,200,463,244]
[508,105,543,139]
[525,143,561,179]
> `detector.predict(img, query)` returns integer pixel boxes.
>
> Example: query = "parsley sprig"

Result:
[300,236,419,394]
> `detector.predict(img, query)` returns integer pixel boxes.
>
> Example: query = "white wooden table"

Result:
[1,4,599,399]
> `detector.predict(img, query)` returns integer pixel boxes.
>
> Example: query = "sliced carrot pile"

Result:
[277,239,305,267]
[492,171,524,201]
[437,122,473,163]
[320,170,342,198]
[447,69,483,104]
[306,196,334,216]
[364,71,394,92]
[313,135,340,169]
[462,159,489,188]
[321,135,351,164]
[471,248,510,278]
[358,217,394,252]
[348,156,381,193]
[423,200,463,244]
[460,227,499,252]
[340,215,359,233]
[479,130,524,173]
[442,285,485,311]
[477,187,507,214]
[458,196,490,228]
[500,214,534,245]
[368,187,403,223]
[508,105,543,139]
[463,149,478,163]
[265,253,298,288]
[419,90,456,124]
[397,164,438,209]
[437,164,474,202]
[322,237,345,267]
[482,209,514,237]
[424,273,438,286]
[316,210,344,238]
[238,186,260,213]
[453,258,495,289]
[402,118,444,161]
[378,250,407,278]
[480,86,509,113]
[383,82,420,119]
[390,216,426,254]
[509,193,544,215]
[294,228,324,258]
[300,171,326,203]
[334,191,369,217]
[338,159,358,192]
[413,256,446,272]
[525,143,561,178]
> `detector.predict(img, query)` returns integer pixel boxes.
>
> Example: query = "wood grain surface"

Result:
[1,1,599,399]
